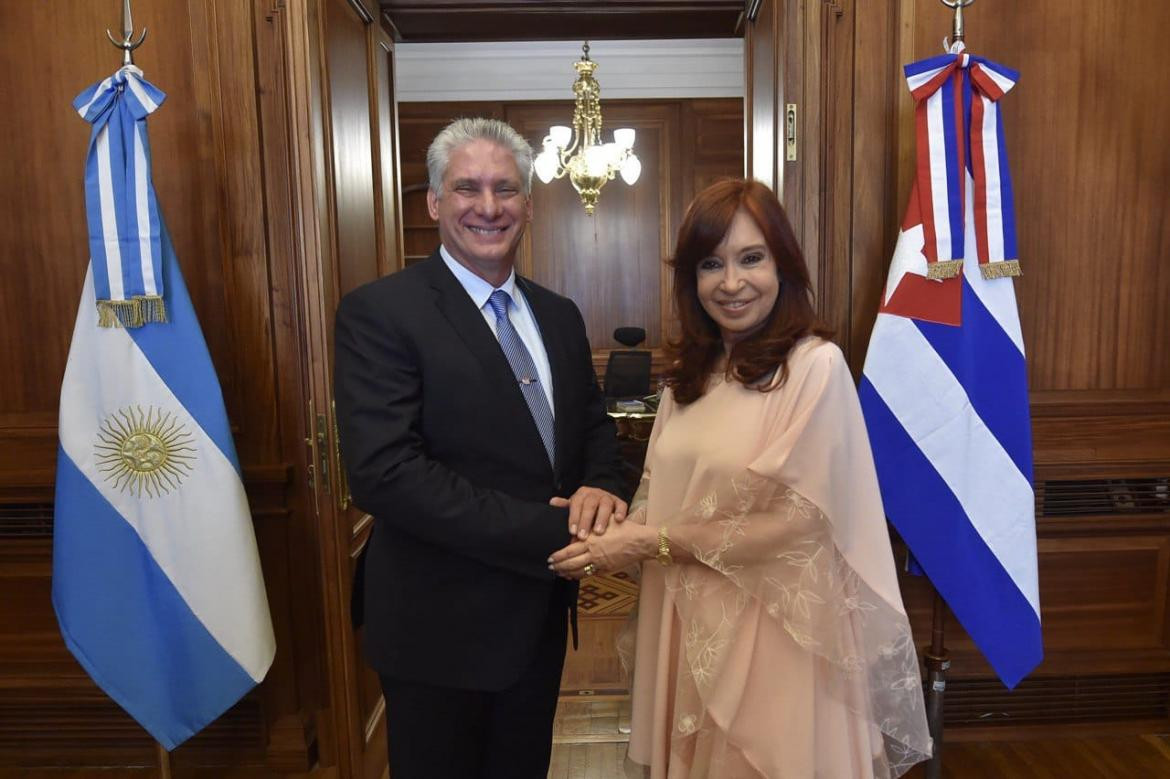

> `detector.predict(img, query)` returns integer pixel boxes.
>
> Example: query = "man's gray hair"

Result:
[426,117,534,198]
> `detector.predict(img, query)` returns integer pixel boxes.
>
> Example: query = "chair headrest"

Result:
[613,327,646,347]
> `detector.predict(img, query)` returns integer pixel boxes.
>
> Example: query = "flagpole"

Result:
[923,588,950,779]
[925,2,971,771]
[155,741,172,779]
[106,0,147,68]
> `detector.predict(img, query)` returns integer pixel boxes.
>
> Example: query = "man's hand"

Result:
[549,486,628,539]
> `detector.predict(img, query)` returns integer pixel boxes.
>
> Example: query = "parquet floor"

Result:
[548,697,1170,779]
[549,698,632,779]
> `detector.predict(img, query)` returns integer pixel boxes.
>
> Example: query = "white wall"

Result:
[394,39,744,102]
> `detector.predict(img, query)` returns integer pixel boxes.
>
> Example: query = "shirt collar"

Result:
[439,245,518,310]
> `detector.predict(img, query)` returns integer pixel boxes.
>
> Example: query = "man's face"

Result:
[427,139,532,282]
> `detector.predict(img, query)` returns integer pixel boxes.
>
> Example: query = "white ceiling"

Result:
[394,39,744,102]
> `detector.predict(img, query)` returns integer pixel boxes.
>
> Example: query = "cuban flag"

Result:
[53,66,275,749]
[859,45,1042,688]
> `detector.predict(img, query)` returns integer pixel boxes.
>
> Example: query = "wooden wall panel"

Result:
[744,0,778,189]
[373,30,405,275]
[907,1,1170,397]
[1037,537,1170,652]
[324,0,380,298]
[682,98,747,211]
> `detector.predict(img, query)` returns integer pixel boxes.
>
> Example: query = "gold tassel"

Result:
[137,295,168,324]
[96,299,145,328]
[95,296,169,328]
[926,259,964,280]
[97,301,118,328]
[981,260,1021,280]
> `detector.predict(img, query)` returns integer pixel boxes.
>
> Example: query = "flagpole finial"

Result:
[106,0,147,68]
[941,0,975,49]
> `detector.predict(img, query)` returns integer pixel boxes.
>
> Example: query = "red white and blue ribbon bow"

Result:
[905,42,1021,280]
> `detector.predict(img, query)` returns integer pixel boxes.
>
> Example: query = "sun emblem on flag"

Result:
[95,406,196,498]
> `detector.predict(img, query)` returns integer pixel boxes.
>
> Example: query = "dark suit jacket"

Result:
[334,251,625,692]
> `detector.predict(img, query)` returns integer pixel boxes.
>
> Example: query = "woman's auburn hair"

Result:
[663,178,832,406]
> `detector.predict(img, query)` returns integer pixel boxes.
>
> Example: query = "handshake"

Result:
[546,486,655,581]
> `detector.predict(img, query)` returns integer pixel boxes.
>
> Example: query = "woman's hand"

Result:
[548,519,657,579]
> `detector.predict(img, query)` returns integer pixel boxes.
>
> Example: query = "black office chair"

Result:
[603,327,652,399]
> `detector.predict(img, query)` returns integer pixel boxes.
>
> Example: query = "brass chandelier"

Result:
[533,42,641,215]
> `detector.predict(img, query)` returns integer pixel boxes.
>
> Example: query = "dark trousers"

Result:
[379,597,568,779]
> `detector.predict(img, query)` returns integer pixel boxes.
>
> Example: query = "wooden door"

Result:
[744,0,820,302]
[279,0,402,775]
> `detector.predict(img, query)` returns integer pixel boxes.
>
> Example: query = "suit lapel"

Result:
[423,254,553,471]
[422,254,512,385]
[518,276,569,476]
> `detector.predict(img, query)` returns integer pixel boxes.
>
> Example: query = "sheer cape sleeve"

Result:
[622,340,931,777]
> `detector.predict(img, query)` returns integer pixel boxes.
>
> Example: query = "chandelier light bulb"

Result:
[549,125,572,149]
[614,128,636,149]
[584,145,609,177]
[534,150,557,184]
[620,154,642,185]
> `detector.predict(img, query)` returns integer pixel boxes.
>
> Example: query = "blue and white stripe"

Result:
[925,82,961,261]
[74,66,166,317]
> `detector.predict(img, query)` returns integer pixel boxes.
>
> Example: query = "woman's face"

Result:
[695,209,780,347]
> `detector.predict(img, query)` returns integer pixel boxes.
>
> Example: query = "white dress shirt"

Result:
[440,246,555,413]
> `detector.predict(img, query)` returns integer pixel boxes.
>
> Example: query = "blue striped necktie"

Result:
[488,290,556,466]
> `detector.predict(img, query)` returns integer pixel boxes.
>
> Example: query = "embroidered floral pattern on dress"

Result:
[622,471,932,778]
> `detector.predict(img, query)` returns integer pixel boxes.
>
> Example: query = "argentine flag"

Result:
[859,48,1042,688]
[53,66,275,749]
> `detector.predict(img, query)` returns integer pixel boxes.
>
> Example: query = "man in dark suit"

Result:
[334,118,627,778]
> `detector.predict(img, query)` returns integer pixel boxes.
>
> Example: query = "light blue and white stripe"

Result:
[74,66,166,322]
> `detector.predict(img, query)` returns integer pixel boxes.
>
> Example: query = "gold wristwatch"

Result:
[656,526,673,567]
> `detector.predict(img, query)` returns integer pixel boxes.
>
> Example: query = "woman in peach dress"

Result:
[550,180,931,777]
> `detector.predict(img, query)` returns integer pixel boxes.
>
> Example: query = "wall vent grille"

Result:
[0,503,54,539]
[1037,478,1170,517]
[942,674,1170,727]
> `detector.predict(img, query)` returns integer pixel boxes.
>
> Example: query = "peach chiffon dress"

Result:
[622,338,931,778]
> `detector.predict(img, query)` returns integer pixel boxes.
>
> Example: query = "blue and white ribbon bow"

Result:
[74,66,168,327]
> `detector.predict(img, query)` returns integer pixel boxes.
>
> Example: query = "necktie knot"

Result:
[488,289,512,321]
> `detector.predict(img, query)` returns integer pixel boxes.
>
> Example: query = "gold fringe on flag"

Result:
[926,259,964,280]
[98,299,143,328]
[96,296,169,328]
[138,295,168,324]
[980,260,1021,280]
